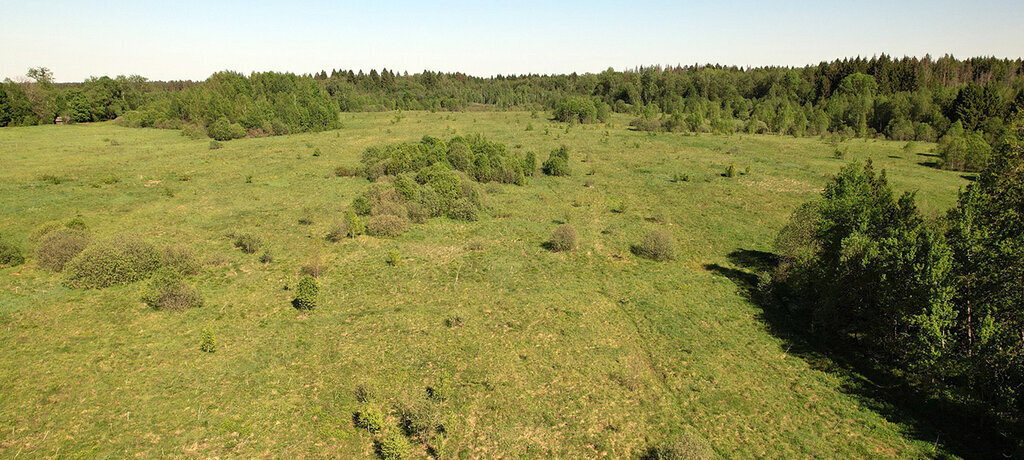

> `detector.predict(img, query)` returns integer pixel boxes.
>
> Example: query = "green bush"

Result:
[386,249,401,266]
[65,217,88,231]
[293,275,319,310]
[343,210,365,237]
[360,134,526,185]
[208,140,223,150]
[35,229,91,272]
[64,236,162,289]
[209,117,246,141]
[548,224,577,252]
[0,235,25,267]
[632,229,676,261]
[542,145,571,176]
[352,196,372,216]
[725,164,736,178]
[375,432,412,460]
[259,251,274,264]
[553,96,608,124]
[31,221,65,242]
[161,244,201,275]
[199,327,217,353]
[366,214,410,237]
[354,404,384,433]
[142,267,203,310]
[233,233,263,254]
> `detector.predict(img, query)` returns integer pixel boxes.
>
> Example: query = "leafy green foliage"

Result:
[63,236,162,289]
[361,135,526,185]
[542,145,571,176]
[385,249,401,266]
[944,122,1024,421]
[142,267,203,310]
[939,122,992,171]
[355,404,384,433]
[292,275,319,310]
[375,431,412,460]
[199,327,217,353]
[553,96,609,124]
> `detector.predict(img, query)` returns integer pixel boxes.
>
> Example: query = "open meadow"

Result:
[0,111,971,458]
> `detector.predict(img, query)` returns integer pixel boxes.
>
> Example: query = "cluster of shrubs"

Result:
[552,95,610,124]
[541,145,571,176]
[353,383,449,460]
[339,164,487,239]
[29,218,203,309]
[939,120,993,171]
[360,135,533,185]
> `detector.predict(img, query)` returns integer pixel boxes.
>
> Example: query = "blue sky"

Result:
[2,0,1022,82]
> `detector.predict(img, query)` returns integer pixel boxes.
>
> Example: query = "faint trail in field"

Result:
[603,291,684,408]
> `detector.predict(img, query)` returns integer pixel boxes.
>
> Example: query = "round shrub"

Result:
[633,229,676,261]
[352,196,372,216]
[64,236,162,289]
[208,117,246,141]
[142,267,203,310]
[445,198,479,221]
[376,432,412,460]
[542,156,570,176]
[35,229,91,272]
[354,404,384,433]
[0,236,25,267]
[366,214,410,238]
[64,217,88,231]
[548,224,577,252]
[293,275,319,310]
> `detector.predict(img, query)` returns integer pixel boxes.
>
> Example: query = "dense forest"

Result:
[2,55,1023,169]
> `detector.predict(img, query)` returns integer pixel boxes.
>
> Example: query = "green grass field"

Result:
[0,112,969,458]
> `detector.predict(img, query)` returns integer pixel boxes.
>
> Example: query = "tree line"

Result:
[770,118,1024,453]
[3,55,1023,154]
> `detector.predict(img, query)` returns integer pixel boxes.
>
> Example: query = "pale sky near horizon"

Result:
[2,0,1023,83]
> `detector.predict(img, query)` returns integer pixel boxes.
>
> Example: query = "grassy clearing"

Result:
[0,112,967,457]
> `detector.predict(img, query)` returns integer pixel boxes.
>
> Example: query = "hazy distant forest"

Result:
[3,55,1023,172]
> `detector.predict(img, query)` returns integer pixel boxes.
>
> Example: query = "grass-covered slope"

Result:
[0,112,968,457]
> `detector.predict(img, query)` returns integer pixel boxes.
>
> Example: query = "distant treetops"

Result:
[3,55,1023,172]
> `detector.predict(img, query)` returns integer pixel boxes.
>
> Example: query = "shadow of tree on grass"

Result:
[705,249,1016,460]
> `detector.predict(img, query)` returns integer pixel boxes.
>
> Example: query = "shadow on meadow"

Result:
[705,249,1013,460]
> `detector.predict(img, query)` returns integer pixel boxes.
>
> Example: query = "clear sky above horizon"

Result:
[2,0,1023,82]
